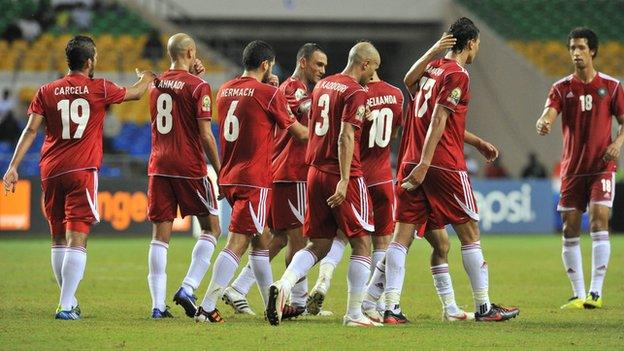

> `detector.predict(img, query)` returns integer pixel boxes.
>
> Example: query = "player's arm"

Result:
[604,114,624,162]
[401,105,449,190]
[535,107,558,135]
[404,33,456,96]
[287,121,308,142]
[465,130,499,162]
[123,69,157,101]
[198,119,221,174]
[327,122,355,208]
[2,113,44,194]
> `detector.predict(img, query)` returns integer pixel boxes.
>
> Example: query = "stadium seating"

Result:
[458,0,624,77]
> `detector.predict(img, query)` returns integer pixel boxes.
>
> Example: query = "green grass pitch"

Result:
[0,234,622,350]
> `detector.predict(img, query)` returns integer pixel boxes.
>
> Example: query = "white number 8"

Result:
[156,93,173,134]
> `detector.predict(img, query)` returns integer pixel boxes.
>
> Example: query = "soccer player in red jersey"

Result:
[2,35,154,319]
[223,43,327,317]
[195,40,308,323]
[145,34,221,319]
[267,42,382,327]
[384,17,519,323]
[536,28,624,309]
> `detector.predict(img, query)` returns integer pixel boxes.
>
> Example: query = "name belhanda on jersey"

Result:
[158,80,185,90]
[220,88,255,97]
[54,86,89,95]
[319,81,347,93]
[367,95,397,107]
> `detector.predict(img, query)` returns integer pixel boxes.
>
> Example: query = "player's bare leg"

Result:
[585,204,610,308]
[560,210,586,309]
[267,238,332,325]
[56,229,88,320]
[425,229,474,321]
[454,220,519,321]
[308,230,347,315]
[383,221,415,324]
[148,221,175,318]
[174,214,221,317]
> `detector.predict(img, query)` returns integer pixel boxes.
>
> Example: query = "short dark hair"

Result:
[65,35,96,71]
[448,17,479,53]
[242,40,275,70]
[568,27,599,58]
[296,43,324,61]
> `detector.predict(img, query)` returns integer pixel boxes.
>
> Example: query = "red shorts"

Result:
[558,172,615,212]
[368,181,395,236]
[147,176,218,223]
[268,182,306,231]
[303,167,373,239]
[221,185,271,235]
[395,163,479,234]
[42,170,99,236]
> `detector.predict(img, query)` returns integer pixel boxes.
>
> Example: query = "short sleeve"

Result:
[268,89,296,129]
[342,89,367,129]
[27,87,45,116]
[436,71,469,112]
[103,80,127,105]
[193,82,212,120]
[283,82,310,119]
[611,82,624,117]
[545,84,562,113]
[393,90,405,128]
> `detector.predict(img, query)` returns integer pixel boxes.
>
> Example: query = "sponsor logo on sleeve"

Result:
[447,87,461,105]
[201,95,211,112]
[356,105,366,121]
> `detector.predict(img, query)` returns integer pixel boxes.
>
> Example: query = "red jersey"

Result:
[399,58,470,171]
[272,77,311,182]
[546,72,624,176]
[27,73,126,179]
[306,74,368,177]
[148,70,212,178]
[361,80,404,185]
[217,76,296,188]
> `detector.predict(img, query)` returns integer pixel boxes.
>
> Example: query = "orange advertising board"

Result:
[0,180,31,231]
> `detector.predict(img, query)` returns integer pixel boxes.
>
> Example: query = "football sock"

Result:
[562,237,586,298]
[461,241,491,314]
[291,277,308,308]
[431,264,461,315]
[385,242,407,313]
[51,245,66,289]
[589,231,610,296]
[371,249,386,277]
[281,249,317,293]
[366,260,386,301]
[59,247,87,311]
[181,232,217,294]
[200,249,240,311]
[347,255,371,319]
[316,239,346,288]
[231,263,255,296]
[148,240,168,311]
[249,250,272,308]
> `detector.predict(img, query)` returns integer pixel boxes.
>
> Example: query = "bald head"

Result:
[347,42,380,66]
[167,33,195,61]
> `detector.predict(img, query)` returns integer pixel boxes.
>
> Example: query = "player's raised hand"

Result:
[2,167,18,195]
[401,163,429,191]
[536,117,551,135]
[432,33,457,54]
[603,141,621,162]
[477,140,499,163]
[268,74,280,87]
[327,179,348,208]
[190,58,205,76]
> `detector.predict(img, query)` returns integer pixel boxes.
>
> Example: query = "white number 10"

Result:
[57,98,90,139]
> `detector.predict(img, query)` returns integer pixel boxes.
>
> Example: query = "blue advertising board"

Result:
[471,179,555,233]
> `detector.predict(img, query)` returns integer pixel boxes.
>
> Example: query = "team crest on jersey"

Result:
[597,87,607,98]
[294,88,306,101]
[447,87,461,105]
[356,105,366,121]
[201,95,211,112]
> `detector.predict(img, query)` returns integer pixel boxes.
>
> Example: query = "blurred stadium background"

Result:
[1,0,623,235]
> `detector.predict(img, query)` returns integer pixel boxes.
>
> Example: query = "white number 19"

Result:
[57,98,90,139]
